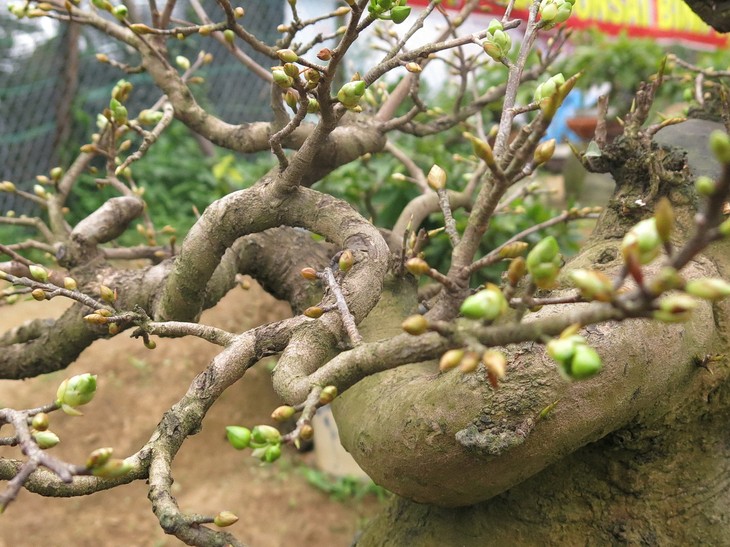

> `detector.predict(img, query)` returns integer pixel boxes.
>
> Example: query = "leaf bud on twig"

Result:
[439,349,464,372]
[214,511,239,528]
[402,314,428,335]
[319,385,338,405]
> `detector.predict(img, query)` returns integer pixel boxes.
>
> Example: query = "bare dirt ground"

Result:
[0,281,380,547]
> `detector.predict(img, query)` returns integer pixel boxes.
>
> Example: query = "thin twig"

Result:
[322,267,362,346]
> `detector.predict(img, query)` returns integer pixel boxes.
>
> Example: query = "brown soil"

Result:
[0,281,380,547]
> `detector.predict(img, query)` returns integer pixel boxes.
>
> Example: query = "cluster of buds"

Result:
[460,284,507,321]
[439,348,507,385]
[367,0,411,24]
[482,20,511,62]
[534,72,578,118]
[272,63,299,89]
[526,236,562,289]
[534,73,565,103]
[55,373,97,416]
[109,98,128,125]
[547,326,602,380]
[30,412,60,449]
[337,79,367,111]
[86,447,133,478]
[539,0,575,28]
[226,424,282,463]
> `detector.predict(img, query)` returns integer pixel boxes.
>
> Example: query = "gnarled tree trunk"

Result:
[334,119,730,545]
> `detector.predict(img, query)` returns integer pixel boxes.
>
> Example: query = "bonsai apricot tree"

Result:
[2,1,730,544]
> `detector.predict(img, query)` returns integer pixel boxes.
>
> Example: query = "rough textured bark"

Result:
[683,0,730,31]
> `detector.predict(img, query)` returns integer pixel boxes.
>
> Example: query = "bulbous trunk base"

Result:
[355,380,730,546]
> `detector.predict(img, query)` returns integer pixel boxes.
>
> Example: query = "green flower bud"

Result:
[31,412,49,431]
[319,385,338,405]
[91,0,112,10]
[33,184,48,199]
[271,406,296,422]
[214,511,239,527]
[569,269,613,302]
[622,218,661,265]
[654,197,673,243]
[223,29,235,45]
[336,80,367,108]
[339,249,354,272]
[491,29,511,51]
[540,2,558,22]
[175,55,191,71]
[251,425,282,445]
[31,289,46,301]
[547,336,579,364]
[685,278,730,301]
[283,62,299,79]
[487,19,503,33]
[647,267,684,294]
[555,4,572,22]
[276,49,298,63]
[307,98,320,113]
[402,314,428,335]
[720,218,730,238]
[507,257,526,286]
[482,350,507,379]
[99,284,116,303]
[49,166,63,181]
[695,175,716,196]
[86,447,114,469]
[482,39,503,62]
[0,181,16,192]
[533,139,556,165]
[569,344,602,379]
[709,130,730,163]
[138,109,164,125]
[653,293,697,323]
[459,352,481,374]
[304,306,324,319]
[526,236,562,289]
[32,430,60,449]
[226,426,252,450]
[390,5,410,24]
[498,242,529,259]
[405,257,430,276]
[439,349,464,372]
[427,164,447,191]
[263,444,282,463]
[112,4,128,19]
[92,458,133,478]
[56,373,97,411]
[460,284,507,321]
[29,264,48,282]
[272,69,294,89]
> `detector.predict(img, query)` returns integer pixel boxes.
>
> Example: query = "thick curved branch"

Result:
[157,184,389,322]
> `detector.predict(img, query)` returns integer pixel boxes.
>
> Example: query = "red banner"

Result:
[408,0,729,47]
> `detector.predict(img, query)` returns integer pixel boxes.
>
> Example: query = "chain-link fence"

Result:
[0,0,284,216]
